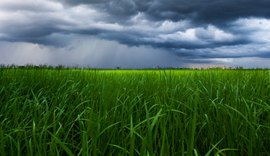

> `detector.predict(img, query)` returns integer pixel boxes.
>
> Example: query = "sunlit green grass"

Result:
[0,68,270,155]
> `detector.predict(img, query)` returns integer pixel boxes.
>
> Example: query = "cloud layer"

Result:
[62,0,270,23]
[0,0,270,68]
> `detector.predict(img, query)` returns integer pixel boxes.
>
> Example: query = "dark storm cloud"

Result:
[62,0,270,24]
[0,0,267,49]
[53,0,270,57]
[63,0,152,16]
[1,0,270,68]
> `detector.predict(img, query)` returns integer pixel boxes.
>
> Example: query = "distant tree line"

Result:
[0,64,269,70]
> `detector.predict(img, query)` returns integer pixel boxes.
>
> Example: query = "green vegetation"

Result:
[0,68,270,155]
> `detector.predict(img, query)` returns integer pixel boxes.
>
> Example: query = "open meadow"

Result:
[0,68,270,155]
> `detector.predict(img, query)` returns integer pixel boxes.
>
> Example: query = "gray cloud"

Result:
[62,0,270,23]
[2,38,270,68]
[0,0,270,68]
[0,38,184,68]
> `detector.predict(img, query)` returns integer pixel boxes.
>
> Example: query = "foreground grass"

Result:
[0,68,270,155]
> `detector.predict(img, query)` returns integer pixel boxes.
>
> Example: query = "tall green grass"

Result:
[0,68,270,155]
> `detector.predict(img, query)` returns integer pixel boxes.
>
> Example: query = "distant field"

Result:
[0,68,270,155]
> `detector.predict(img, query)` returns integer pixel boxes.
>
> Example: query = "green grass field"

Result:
[0,68,270,155]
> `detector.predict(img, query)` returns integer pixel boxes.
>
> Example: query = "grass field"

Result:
[0,68,270,155]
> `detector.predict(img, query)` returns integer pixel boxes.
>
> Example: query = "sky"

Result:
[1,0,270,68]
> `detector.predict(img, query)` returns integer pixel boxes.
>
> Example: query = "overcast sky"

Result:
[1,0,270,68]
